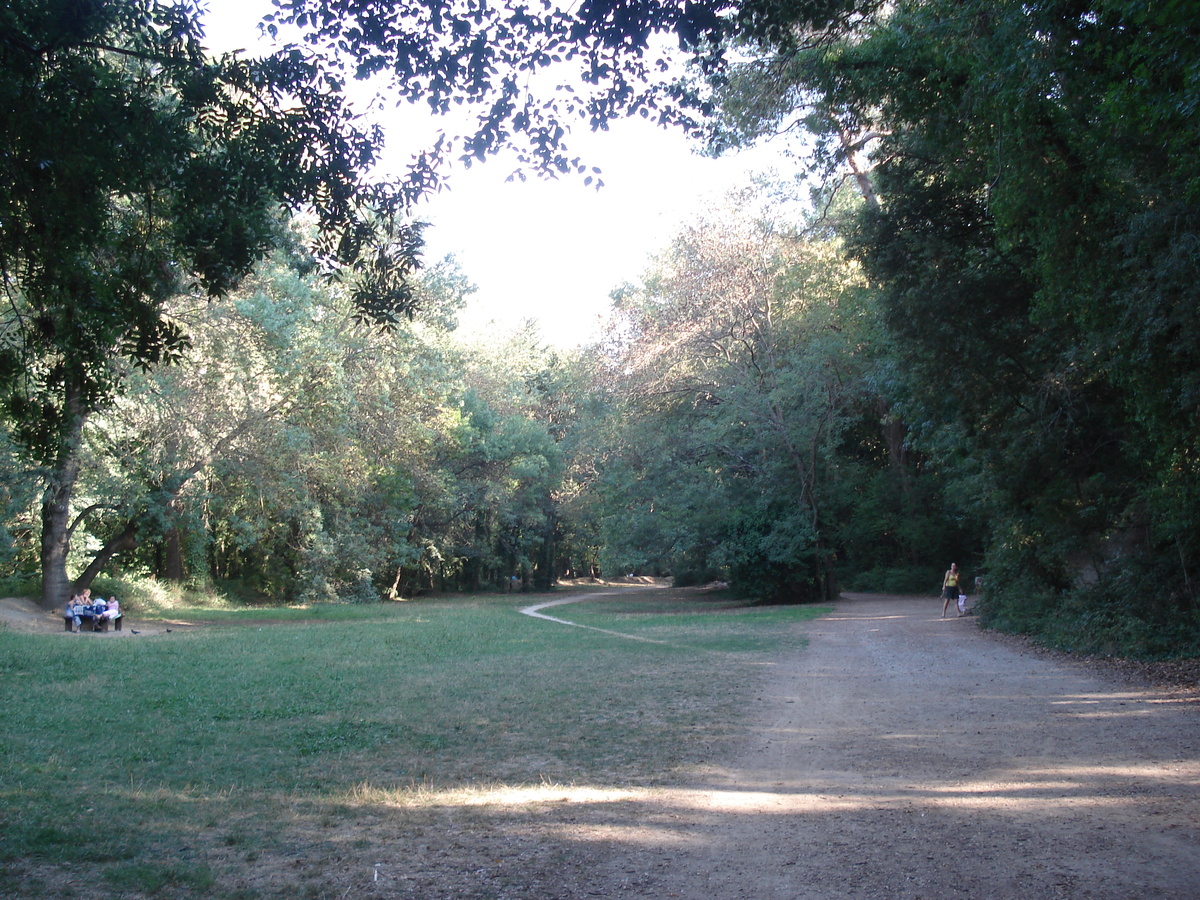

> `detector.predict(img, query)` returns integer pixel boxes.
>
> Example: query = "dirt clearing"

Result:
[352,591,1200,899]
[641,592,1200,899]
[7,591,1199,899]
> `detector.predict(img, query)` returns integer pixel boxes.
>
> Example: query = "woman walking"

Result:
[941,563,962,618]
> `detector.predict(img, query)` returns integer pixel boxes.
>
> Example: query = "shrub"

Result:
[843,566,942,595]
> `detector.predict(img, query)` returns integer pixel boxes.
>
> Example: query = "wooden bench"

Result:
[64,613,122,632]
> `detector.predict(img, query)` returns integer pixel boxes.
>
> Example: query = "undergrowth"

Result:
[978,557,1200,660]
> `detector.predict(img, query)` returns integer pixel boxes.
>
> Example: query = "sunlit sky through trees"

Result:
[200,0,790,347]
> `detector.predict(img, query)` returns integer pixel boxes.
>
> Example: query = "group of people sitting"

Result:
[63,588,120,632]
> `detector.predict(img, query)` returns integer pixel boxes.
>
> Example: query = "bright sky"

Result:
[416,126,786,347]
[200,1,789,347]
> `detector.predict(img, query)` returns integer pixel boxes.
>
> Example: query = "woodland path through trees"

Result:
[528,591,1200,899]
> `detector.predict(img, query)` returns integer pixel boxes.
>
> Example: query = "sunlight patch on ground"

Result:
[345,782,643,808]
[993,763,1200,781]
[1050,692,1149,703]
[332,769,1200,839]
[543,822,697,847]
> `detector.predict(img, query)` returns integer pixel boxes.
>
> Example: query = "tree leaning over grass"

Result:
[0,0,440,608]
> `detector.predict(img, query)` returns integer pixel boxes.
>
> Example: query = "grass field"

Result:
[0,586,827,898]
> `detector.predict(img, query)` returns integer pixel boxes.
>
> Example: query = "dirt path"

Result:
[520,588,673,643]
[8,590,1199,898]
[605,591,1200,899]
[493,590,1200,900]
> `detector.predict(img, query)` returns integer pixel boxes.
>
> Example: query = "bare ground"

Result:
[0,595,198,636]
[349,591,1200,900]
[642,593,1200,899]
[5,591,1200,899]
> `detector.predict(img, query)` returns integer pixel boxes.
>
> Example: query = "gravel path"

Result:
[628,592,1200,899]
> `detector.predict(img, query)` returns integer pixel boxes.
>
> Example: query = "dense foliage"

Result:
[595,203,870,599]
[2,0,1197,657]
[702,0,1200,651]
[59,249,566,602]
[0,0,723,608]
[0,0,432,606]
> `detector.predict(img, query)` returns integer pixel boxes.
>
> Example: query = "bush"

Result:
[344,569,381,604]
[843,566,942,595]
[672,566,726,588]
[979,549,1200,659]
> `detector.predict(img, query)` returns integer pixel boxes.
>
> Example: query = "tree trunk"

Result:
[39,398,87,610]
[534,512,558,591]
[817,539,839,602]
[839,126,882,212]
[163,495,185,581]
[386,565,403,601]
[163,525,185,581]
[73,521,138,591]
[40,463,78,610]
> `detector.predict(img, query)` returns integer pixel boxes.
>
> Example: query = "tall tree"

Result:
[704,0,1200,641]
[0,0,430,607]
[598,197,873,599]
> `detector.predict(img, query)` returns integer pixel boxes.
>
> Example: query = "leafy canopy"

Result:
[0,0,434,460]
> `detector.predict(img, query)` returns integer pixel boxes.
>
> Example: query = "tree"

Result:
[701,0,1200,644]
[82,242,342,594]
[526,348,619,581]
[270,0,729,173]
[594,194,874,599]
[84,244,575,603]
[2,0,774,608]
[0,0,433,607]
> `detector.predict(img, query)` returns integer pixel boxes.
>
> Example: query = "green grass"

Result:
[559,589,824,652]
[0,588,827,898]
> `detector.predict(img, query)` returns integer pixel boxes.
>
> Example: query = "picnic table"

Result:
[63,606,122,632]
